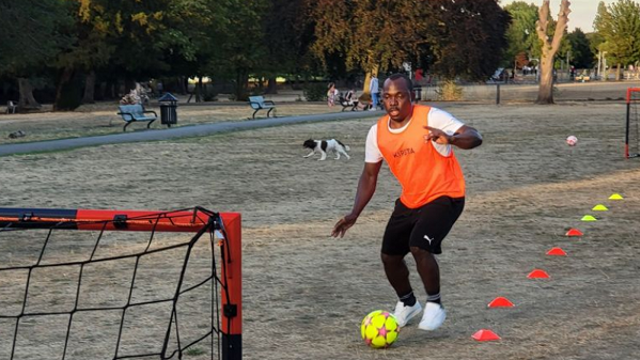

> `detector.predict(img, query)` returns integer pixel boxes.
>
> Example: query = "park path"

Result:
[0,110,379,156]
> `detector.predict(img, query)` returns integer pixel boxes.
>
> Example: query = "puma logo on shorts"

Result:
[381,196,465,256]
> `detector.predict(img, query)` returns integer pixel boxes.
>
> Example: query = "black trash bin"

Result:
[158,93,178,127]
[413,85,422,102]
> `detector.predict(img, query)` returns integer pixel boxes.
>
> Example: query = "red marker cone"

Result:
[565,228,583,237]
[472,329,501,341]
[488,297,514,308]
[527,269,550,279]
[546,247,567,256]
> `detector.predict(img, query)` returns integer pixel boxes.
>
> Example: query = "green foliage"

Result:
[428,0,510,81]
[566,29,594,69]
[504,1,540,65]
[594,0,640,67]
[303,83,328,102]
[0,0,74,76]
[310,0,510,81]
[203,86,218,102]
[260,0,313,79]
[310,0,434,74]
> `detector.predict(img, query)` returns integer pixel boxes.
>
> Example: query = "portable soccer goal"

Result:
[625,88,640,158]
[0,207,241,360]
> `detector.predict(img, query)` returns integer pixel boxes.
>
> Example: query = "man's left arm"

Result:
[425,125,483,149]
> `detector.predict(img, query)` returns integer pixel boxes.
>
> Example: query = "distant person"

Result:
[332,73,483,332]
[156,81,164,96]
[369,75,379,111]
[327,82,339,107]
[415,69,424,82]
[345,88,356,105]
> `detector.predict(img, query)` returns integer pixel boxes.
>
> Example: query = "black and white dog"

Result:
[303,139,351,160]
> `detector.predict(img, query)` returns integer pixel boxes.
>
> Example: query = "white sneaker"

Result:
[393,301,422,327]
[418,302,446,331]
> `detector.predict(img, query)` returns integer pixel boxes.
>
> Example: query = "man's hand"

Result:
[331,214,358,238]
[424,126,453,145]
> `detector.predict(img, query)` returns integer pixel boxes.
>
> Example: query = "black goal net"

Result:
[626,88,640,158]
[0,207,242,360]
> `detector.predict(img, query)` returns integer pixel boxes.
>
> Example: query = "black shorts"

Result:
[381,196,465,256]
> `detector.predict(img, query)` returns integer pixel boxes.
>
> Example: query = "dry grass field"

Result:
[1,88,640,359]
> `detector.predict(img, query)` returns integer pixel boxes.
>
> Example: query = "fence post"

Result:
[496,84,501,105]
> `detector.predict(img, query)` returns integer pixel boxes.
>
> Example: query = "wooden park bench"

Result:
[248,96,276,119]
[116,104,158,131]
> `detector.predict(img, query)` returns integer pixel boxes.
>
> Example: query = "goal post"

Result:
[625,87,640,159]
[0,206,241,360]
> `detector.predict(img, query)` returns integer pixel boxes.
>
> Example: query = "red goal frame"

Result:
[0,207,242,360]
[625,88,640,159]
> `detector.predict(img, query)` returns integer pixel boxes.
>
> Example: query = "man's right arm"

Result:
[331,161,382,238]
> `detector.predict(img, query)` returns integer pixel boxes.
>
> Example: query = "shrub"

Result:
[435,80,463,101]
[303,83,327,102]
[203,86,218,102]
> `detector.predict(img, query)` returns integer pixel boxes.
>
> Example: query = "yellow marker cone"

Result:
[592,204,608,211]
[609,193,623,200]
[581,215,597,222]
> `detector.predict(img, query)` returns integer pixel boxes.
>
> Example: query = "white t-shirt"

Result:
[365,107,464,163]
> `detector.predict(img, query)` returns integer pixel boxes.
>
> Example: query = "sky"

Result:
[500,0,621,32]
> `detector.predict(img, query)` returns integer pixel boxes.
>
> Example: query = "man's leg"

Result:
[382,252,422,327]
[381,253,411,297]
[408,196,465,330]
[381,199,423,327]
[410,247,440,303]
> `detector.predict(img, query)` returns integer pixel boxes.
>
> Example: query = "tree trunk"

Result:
[54,67,74,109]
[17,78,41,112]
[265,77,278,94]
[234,70,249,101]
[360,65,379,104]
[54,68,84,111]
[534,0,570,105]
[536,57,555,104]
[105,80,116,99]
[616,64,621,81]
[196,76,203,102]
[178,76,188,95]
[82,70,96,104]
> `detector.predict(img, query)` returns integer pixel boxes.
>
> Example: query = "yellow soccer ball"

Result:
[360,310,400,348]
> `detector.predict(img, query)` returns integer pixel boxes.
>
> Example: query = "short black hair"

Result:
[385,73,413,93]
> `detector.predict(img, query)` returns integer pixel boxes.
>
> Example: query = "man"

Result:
[332,74,482,331]
[369,75,379,111]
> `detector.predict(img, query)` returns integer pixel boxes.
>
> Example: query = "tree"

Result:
[566,28,594,69]
[194,0,268,101]
[535,0,570,104]
[310,0,434,94]
[158,0,232,101]
[310,0,509,94]
[503,1,539,68]
[0,0,73,111]
[426,0,510,81]
[259,0,314,94]
[594,0,640,80]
